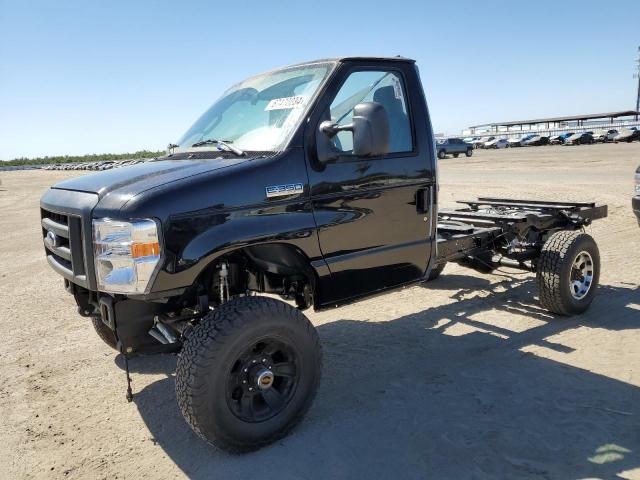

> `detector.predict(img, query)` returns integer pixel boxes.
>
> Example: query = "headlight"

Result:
[93,218,162,294]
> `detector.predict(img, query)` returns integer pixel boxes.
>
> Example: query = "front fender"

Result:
[150,202,328,293]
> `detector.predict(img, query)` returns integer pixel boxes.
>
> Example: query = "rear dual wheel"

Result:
[175,297,321,453]
[537,231,600,315]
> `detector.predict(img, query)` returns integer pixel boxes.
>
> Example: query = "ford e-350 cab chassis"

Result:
[41,57,607,452]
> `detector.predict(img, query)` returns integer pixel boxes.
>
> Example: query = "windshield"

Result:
[176,62,335,153]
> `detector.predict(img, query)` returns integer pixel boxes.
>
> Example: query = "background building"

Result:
[463,111,640,138]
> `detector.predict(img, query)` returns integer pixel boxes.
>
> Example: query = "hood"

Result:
[51,157,249,198]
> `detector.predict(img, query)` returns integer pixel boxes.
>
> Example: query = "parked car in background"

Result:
[523,135,550,147]
[478,136,498,149]
[463,136,479,144]
[508,134,535,147]
[614,127,640,143]
[549,132,574,145]
[471,137,488,149]
[436,137,473,159]
[484,138,509,149]
[592,129,618,142]
[565,132,594,145]
[634,166,640,226]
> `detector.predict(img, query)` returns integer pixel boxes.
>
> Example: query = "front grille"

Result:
[41,208,88,286]
[42,210,69,226]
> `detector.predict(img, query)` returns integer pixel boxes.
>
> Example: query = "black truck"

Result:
[40,57,608,452]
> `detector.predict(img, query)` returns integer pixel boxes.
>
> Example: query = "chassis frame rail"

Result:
[435,197,608,267]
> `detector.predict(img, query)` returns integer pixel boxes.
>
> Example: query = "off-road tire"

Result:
[536,231,600,315]
[438,150,446,159]
[91,316,118,350]
[175,296,322,453]
[465,148,473,157]
[427,263,446,281]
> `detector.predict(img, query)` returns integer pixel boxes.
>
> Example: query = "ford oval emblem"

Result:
[45,230,58,248]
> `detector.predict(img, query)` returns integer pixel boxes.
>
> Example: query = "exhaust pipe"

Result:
[156,322,178,343]
[148,316,178,344]
[148,327,169,344]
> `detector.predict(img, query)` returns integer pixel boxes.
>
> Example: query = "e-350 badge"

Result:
[265,183,304,198]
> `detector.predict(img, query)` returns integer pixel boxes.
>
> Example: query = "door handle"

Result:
[416,187,430,214]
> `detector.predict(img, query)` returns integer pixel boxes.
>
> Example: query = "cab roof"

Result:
[286,56,416,68]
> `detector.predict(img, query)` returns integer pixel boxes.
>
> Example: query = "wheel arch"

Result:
[151,208,329,301]
[199,241,321,297]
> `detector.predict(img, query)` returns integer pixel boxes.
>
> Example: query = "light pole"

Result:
[635,46,640,120]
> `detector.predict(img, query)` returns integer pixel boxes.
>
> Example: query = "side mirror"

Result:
[351,102,390,157]
[316,102,390,164]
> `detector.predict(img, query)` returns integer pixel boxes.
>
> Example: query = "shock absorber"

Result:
[219,262,229,304]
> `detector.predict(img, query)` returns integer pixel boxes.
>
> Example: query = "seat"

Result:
[372,86,412,152]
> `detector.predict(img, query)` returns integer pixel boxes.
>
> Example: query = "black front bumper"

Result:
[100,294,178,354]
[633,196,640,226]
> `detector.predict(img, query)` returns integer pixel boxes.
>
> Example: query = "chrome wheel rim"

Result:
[570,251,594,300]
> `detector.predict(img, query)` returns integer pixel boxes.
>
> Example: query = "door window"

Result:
[328,70,412,154]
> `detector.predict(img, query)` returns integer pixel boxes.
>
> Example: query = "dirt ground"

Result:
[1,143,639,480]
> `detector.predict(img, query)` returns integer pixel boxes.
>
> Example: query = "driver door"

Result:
[305,62,435,304]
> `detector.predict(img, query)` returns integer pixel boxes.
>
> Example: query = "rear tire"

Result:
[465,148,473,157]
[91,316,118,350]
[536,231,600,315]
[175,296,322,453]
[427,263,446,281]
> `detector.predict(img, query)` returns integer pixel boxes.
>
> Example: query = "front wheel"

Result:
[536,231,600,315]
[438,150,446,159]
[465,148,473,157]
[91,316,118,350]
[175,297,322,452]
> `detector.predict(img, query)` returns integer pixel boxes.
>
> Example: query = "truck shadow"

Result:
[120,278,640,480]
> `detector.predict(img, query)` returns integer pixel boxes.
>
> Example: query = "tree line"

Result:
[1,150,165,166]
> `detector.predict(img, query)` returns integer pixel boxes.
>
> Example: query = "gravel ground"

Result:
[1,143,639,480]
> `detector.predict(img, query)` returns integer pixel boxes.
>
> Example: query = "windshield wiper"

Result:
[192,139,245,156]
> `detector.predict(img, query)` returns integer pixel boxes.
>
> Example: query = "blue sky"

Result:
[0,0,639,159]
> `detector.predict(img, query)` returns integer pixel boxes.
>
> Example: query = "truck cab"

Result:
[41,56,438,351]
